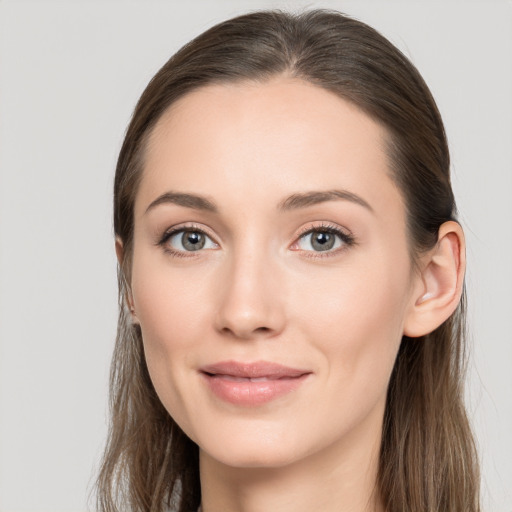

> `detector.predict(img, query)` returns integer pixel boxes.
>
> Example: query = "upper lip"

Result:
[200,360,311,379]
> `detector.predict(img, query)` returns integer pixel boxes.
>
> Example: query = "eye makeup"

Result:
[156,222,219,258]
[156,220,356,260]
[290,222,356,260]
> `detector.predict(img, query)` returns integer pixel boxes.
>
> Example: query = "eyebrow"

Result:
[145,192,218,214]
[144,189,373,215]
[277,189,373,213]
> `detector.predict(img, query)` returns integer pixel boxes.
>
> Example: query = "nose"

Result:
[214,248,286,340]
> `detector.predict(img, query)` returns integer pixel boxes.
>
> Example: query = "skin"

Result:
[119,77,465,512]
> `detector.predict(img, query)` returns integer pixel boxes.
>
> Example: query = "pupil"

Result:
[312,231,334,251]
[182,231,205,251]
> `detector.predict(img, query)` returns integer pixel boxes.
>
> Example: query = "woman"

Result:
[96,9,480,512]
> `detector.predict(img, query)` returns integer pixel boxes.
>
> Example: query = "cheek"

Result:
[283,260,410,447]
[131,245,212,345]
[129,251,213,413]
[295,256,410,387]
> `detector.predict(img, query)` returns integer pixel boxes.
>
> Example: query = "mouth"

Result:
[199,360,312,406]
[205,375,294,382]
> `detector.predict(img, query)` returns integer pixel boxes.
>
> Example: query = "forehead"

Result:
[137,77,404,220]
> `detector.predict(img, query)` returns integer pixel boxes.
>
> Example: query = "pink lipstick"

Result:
[199,360,311,406]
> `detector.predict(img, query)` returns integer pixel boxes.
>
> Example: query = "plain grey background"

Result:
[0,1,510,510]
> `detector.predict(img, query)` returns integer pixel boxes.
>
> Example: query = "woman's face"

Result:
[129,78,421,469]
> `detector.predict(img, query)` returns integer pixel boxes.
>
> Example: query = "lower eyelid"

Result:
[293,235,342,253]
[158,224,215,244]
[294,224,353,245]
[157,224,353,257]
[166,229,218,251]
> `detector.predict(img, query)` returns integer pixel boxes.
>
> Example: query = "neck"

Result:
[199,416,385,512]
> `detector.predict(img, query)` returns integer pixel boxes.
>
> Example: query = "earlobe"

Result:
[115,237,124,267]
[403,221,465,338]
[115,237,139,324]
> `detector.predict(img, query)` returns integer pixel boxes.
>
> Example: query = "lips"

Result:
[199,360,311,406]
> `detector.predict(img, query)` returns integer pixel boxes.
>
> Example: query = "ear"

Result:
[403,221,465,338]
[115,237,139,324]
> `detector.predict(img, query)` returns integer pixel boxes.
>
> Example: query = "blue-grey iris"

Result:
[311,231,335,251]
[182,231,205,251]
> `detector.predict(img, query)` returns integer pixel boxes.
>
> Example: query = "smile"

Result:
[211,375,289,382]
[199,360,312,406]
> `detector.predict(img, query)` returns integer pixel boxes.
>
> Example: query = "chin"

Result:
[196,421,309,470]
[206,445,300,469]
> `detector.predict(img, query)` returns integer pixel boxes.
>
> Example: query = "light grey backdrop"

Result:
[0,1,510,510]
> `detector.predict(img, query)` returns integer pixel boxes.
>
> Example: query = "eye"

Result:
[159,227,218,255]
[293,225,354,254]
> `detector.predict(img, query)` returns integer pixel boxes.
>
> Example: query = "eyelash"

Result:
[157,222,355,259]
[294,223,355,259]
[157,223,215,259]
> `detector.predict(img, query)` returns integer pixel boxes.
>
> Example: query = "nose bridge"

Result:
[215,235,284,339]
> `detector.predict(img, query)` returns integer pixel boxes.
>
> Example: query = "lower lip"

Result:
[201,373,310,406]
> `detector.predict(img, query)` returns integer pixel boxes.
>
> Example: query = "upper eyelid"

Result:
[296,222,350,235]
[160,223,218,242]
[158,221,353,249]
[157,224,219,256]
[160,221,348,235]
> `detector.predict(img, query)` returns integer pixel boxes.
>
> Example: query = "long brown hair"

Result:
[97,9,480,511]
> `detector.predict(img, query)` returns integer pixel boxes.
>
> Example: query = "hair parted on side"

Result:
[97,9,480,512]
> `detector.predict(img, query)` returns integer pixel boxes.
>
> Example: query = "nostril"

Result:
[220,325,273,338]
